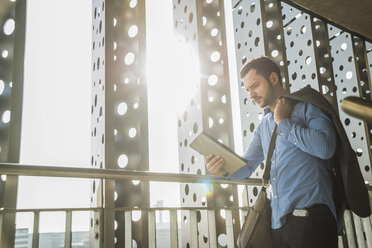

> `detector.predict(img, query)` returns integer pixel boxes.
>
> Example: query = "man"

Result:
[206,57,338,247]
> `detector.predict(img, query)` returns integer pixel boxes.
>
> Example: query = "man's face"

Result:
[243,69,275,108]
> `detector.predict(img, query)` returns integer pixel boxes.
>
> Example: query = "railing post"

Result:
[207,210,217,248]
[225,210,235,248]
[104,179,115,247]
[148,210,156,248]
[352,213,366,248]
[170,210,178,248]
[344,210,357,248]
[65,211,72,248]
[189,210,198,248]
[125,211,132,248]
[32,211,40,248]
[361,217,372,247]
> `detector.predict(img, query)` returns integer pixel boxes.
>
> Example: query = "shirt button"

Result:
[274,195,278,199]
[273,178,276,181]
[271,160,275,164]
[294,142,297,145]
[280,132,283,136]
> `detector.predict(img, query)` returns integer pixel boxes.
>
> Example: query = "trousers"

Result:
[271,204,338,248]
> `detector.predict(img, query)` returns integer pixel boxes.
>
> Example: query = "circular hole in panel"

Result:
[210,51,220,62]
[266,20,273,28]
[253,186,258,196]
[365,166,370,172]
[203,235,208,243]
[271,50,279,57]
[2,110,10,123]
[129,128,137,138]
[341,43,347,51]
[250,3,255,12]
[300,25,306,34]
[185,184,189,195]
[299,50,303,56]
[132,211,141,222]
[241,21,245,28]
[208,74,218,86]
[183,111,188,122]
[125,52,135,65]
[230,195,234,202]
[287,27,292,35]
[209,117,214,128]
[254,37,260,47]
[189,12,193,23]
[292,72,297,80]
[193,122,198,133]
[3,19,15,35]
[250,123,255,132]
[114,220,118,230]
[133,102,139,109]
[218,234,228,247]
[221,184,228,189]
[256,18,260,25]
[191,156,195,164]
[221,95,226,103]
[305,56,311,65]
[117,102,128,115]
[203,16,207,26]
[193,193,197,202]
[356,148,363,157]
[346,71,352,80]
[1,175,6,181]
[220,209,226,219]
[114,191,118,201]
[132,180,140,185]
[320,67,326,74]
[0,80,5,95]
[344,118,350,126]
[118,154,129,168]
[206,0,212,3]
[219,118,224,124]
[2,50,8,58]
[181,163,184,171]
[210,28,218,37]
[351,132,356,138]
[129,0,137,8]
[197,210,201,222]
[208,96,214,102]
[201,196,206,205]
[128,25,138,38]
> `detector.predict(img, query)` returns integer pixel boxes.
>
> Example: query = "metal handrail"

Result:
[0,163,371,190]
[0,163,264,185]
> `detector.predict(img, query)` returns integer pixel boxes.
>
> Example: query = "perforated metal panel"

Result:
[91,0,149,247]
[0,0,17,194]
[91,0,105,246]
[173,0,239,246]
[232,0,289,207]
[328,25,372,183]
[282,3,318,92]
[0,0,26,247]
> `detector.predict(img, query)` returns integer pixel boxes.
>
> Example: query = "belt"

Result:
[292,204,330,217]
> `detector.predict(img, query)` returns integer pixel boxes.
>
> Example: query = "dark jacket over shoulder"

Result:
[282,85,371,218]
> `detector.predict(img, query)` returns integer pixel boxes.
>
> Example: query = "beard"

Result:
[256,81,276,108]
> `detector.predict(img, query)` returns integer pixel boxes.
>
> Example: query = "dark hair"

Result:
[240,56,282,84]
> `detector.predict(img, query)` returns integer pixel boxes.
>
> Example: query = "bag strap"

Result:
[262,124,278,181]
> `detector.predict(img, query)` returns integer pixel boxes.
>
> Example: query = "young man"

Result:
[206,57,338,247]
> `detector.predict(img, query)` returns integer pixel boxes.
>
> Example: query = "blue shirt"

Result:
[227,102,337,229]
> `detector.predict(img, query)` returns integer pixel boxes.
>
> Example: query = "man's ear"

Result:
[270,72,279,86]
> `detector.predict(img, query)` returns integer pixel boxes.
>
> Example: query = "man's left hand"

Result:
[274,98,294,125]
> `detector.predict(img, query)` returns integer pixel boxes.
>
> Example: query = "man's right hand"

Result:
[205,154,227,176]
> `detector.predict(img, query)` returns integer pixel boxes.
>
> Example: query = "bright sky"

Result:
[16,0,182,232]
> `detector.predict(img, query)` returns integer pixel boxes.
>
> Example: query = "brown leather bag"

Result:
[236,125,277,248]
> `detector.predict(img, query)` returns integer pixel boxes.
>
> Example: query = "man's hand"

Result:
[274,98,294,125]
[205,154,227,176]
